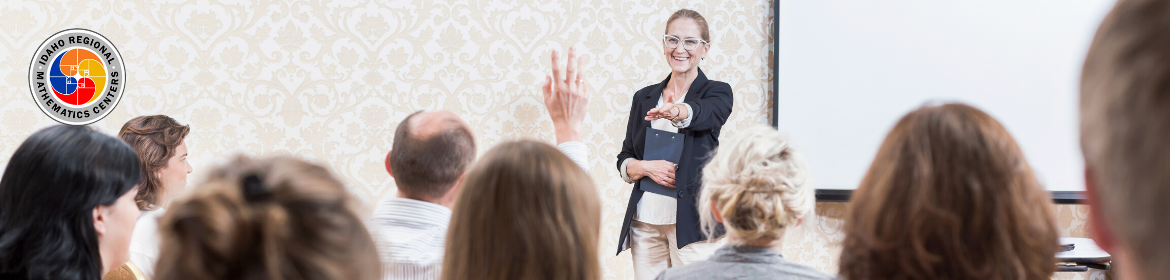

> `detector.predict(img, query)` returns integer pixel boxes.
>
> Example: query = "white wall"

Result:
[776,0,1116,191]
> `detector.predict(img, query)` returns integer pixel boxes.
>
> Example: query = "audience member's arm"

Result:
[542,46,592,172]
[556,142,590,173]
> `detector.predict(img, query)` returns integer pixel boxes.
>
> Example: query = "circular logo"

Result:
[28,29,126,125]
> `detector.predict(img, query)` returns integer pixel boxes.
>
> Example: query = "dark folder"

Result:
[638,128,684,197]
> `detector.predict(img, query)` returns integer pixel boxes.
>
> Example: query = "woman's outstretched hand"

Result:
[645,92,688,122]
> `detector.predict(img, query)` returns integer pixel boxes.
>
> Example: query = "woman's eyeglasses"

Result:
[663,35,707,51]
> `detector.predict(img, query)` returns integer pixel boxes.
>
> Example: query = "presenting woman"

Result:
[614,9,733,280]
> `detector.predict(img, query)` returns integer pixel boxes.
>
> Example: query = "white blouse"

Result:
[620,92,693,225]
[129,208,165,278]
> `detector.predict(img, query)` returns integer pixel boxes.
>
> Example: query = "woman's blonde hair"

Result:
[441,140,601,280]
[154,155,381,280]
[699,125,815,243]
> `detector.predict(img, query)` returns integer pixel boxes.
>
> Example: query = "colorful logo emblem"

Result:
[28,29,126,125]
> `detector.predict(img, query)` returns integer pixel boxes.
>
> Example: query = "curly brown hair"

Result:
[118,115,190,210]
[839,103,1059,280]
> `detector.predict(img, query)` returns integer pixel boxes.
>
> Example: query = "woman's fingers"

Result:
[655,176,674,188]
[566,46,578,85]
[645,107,663,119]
[645,105,675,121]
[645,162,677,187]
[575,56,586,86]
[580,79,590,99]
[550,49,563,84]
[542,74,553,100]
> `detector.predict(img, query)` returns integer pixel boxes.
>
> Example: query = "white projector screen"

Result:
[775,0,1116,191]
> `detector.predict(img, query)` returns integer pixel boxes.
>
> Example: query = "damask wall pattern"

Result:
[0,0,1108,279]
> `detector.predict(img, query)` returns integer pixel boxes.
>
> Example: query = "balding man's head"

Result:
[390,110,476,200]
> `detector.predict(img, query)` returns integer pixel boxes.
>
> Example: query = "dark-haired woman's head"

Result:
[839,103,1059,280]
[154,155,380,280]
[118,115,191,210]
[0,125,142,279]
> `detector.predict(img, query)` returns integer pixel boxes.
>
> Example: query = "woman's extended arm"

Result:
[680,82,733,132]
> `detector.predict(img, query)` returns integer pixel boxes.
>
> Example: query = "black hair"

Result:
[0,125,142,280]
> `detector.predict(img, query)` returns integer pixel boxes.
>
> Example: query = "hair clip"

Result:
[242,173,273,202]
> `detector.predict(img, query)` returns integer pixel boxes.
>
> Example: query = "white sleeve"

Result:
[672,103,694,128]
[619,158,635,184]
[556,141,590,174]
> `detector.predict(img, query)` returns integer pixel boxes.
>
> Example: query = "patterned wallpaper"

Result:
[0,0,1109,279]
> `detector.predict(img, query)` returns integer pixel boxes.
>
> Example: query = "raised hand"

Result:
[542,46,591,144]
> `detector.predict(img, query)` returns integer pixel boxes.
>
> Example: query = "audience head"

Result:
[0,125,142,278]
[699,125,814,246]
[118,115,191,210]
[1081,0,1170,278]
[153,155,380,280]
[388,110,476,203]
[839,103,1058,280]
[441,140,600,280]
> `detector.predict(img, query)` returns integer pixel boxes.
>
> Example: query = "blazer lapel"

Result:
[642,75,671,118]
[683,68,709,103]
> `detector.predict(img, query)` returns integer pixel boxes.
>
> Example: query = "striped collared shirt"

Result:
[371,197,452,280]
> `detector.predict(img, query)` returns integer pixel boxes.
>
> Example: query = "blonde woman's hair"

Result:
[154,155,381,280]
[441,140,601,280]
[699,125,815,243]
